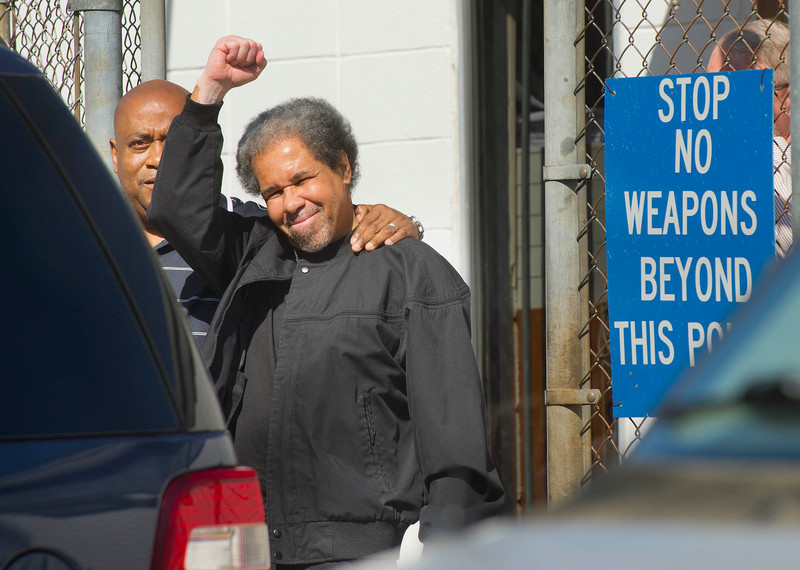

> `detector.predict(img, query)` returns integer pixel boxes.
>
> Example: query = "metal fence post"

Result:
[542,0,592,507]
[0,1,11,47]
[139,0,165,81]
[67,0,122,170]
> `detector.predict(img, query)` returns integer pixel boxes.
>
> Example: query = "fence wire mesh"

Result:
[1,0,790,506]
[122,0,141,93]
[0,0,141,126]
[578,0,789,480]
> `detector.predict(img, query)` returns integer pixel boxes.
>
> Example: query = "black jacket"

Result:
[148,97,504,565]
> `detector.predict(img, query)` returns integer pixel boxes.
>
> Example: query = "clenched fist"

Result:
[192,35,267,104]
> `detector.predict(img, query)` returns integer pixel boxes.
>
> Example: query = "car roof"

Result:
[0,46,224,437]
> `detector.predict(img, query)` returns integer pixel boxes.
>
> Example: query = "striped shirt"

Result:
[155,195,268,347]
[774,136,792,257]
[156,240,220,346]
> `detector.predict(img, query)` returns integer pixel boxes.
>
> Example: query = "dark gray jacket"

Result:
[148,97,504,566]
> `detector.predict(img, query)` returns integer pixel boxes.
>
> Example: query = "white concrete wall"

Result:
[164,0,469,275]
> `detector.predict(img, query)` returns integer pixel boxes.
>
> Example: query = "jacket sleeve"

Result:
[147,96,256,295]
[404,271,505,541]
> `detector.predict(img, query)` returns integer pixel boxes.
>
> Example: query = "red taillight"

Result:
[151,467,270,570]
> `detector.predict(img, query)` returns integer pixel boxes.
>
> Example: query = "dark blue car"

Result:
[0,47,269,569]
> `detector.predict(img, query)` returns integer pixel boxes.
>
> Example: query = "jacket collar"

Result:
[243,223,356,282]
[294,231,356,264]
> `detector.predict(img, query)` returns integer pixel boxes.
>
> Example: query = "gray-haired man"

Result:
[149,35,503,570]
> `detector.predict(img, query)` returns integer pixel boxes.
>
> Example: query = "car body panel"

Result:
[356,518,800,570]
[0,434,236,569]
[0,45,237,569]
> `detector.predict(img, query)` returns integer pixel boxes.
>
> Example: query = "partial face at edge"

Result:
[253,137,355,253]
[707,46,790,140]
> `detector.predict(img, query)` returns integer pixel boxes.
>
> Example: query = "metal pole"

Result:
[542,0,592,507]
[68,0,123,171]
[0,1,11,48]
[139,0,166,81]
[519,0,533,512]
[791,0,800,246]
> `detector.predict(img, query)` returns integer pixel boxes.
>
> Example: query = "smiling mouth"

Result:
[286,211,318,228]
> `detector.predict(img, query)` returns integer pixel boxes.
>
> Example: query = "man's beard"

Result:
[284,207,335,253]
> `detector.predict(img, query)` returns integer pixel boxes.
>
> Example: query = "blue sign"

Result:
[605,70,775,417]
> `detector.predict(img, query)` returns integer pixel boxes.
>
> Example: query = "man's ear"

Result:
[338,150,352,186]
[109,138,119,174]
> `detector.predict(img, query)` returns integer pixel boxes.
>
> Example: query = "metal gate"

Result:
[543,0,791,503]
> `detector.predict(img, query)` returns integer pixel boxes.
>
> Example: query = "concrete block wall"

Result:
[164,0,469,275]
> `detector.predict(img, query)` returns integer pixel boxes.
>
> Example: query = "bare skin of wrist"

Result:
[191,77,229,105]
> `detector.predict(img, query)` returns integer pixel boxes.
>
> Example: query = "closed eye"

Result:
[261,188,282,201]
[261,172,316,200]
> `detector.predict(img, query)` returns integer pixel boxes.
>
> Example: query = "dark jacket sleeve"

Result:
[147,96,257,296]
[404,255,505,541]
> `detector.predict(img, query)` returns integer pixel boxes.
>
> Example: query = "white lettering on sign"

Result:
[640,256,752,303]
[687,320,732,366]
[614,319,735,368]
[713,75,730,118]
[693,76,711,120]
[613,320,675,366]
[657,74,731,176]
[675,129,712,173]
[624,190,757,236]
[657,75,730,123]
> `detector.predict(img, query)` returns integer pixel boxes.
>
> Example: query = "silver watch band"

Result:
[409,215,424,240]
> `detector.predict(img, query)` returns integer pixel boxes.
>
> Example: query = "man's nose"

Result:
[283,185,305,213]
[146,141,165,168]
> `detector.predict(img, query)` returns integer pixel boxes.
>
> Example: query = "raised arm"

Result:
[147,36,268,294]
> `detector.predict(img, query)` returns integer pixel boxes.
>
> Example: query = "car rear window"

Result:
[0,76,180,438]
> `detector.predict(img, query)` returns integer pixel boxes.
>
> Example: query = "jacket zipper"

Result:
[209,281,247,366]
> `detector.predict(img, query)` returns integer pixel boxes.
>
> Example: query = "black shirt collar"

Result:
[291,231,356,264]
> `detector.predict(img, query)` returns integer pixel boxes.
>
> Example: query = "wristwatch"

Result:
[409,215,424,240]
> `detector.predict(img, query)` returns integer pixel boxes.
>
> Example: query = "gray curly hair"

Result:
[236,97,360,197]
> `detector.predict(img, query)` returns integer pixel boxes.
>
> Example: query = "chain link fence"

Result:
[0,0,141,126]
[1,0,790,508]
[122,0,142,92]
[578,0,790,479]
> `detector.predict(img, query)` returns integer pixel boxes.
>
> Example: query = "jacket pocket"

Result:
[360,392,391,493]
